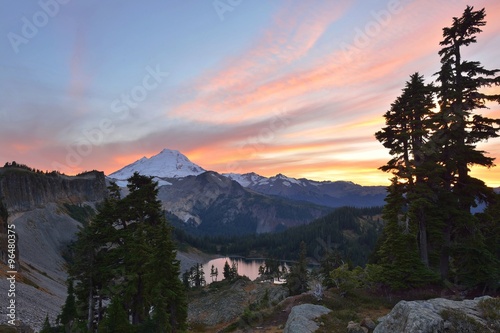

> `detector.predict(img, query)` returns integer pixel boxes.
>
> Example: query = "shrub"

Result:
[329,264,365,295]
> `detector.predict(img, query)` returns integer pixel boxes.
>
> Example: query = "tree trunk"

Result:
[418,213,429,267]
[87,286,94,332]
[440,220,451,280]
[132,274,144,325]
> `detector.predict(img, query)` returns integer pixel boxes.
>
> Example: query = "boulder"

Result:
[284,304,331,333]
[361,317,377,330]
[374,296,494,333]
[347,321,368,333]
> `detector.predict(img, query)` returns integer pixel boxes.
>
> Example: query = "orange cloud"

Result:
[112,153,147,167]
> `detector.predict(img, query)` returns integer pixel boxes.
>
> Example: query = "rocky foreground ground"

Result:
[187,278,289,332]
[1,270,499,333]
[186,279,500,333]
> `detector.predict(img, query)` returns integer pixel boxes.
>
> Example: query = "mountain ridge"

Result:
[157,171,332,235]
[108,148,387,209]
[0,167,107,213]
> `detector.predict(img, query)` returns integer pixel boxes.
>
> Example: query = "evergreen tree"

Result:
[58,279,77,332]
[115,173,165,325]
[183,263,206,288]
[97,296,133,333]
[223,260,232,280]
[375,72,436,268]
[69,187,120,331]
[258,258,283,281]
[69,224,97,330]
[286,241,309,295]
[68,173,187,331]
[40,314,52,333]
[231,261,238,279]
[182,270,191,289]
[375,179,437,289]
[375,73,435,183]
[210,265,218,282]
[432,5,500,280]
[375,6,500,289]
[479,193,500,291]
[320,249,344,287]
[197,264,206,287]
[121,221,150,325]
[143,220,187,332]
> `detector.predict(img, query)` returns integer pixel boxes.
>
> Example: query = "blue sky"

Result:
[1,0,500,185]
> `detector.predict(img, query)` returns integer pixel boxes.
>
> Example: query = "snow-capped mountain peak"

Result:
[271,173,305,187]
[108,149,205,180]
[224,172,310,187]
[223,172,268,187]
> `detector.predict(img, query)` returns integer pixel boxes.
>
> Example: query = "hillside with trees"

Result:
[174,205,383,268]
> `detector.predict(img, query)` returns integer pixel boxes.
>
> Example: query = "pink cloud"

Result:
[170,0,353,123]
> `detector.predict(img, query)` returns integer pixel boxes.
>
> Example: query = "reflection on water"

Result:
[202,257,290,284]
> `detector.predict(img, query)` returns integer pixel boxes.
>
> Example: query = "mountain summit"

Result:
[108,149,205,179]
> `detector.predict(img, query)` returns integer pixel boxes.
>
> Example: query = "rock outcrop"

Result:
[374,296,499,333]
[0,168,107,213]
[284,304,332,333]
[188,280,288,328]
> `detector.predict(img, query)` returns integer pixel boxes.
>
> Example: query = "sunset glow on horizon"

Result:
[1,1,500,187]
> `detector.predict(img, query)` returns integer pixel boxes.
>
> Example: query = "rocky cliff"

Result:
[0,166,107,272]
[0,167,107,212]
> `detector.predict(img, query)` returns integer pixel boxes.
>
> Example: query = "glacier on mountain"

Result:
[108,149,205,180]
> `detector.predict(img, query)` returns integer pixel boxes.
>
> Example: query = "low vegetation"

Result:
[440,309,487,333]
[0,326,18,333]
[62,203,95,226]
[478,297,500,331]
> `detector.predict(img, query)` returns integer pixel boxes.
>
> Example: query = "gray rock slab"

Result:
[374,296,493,333]
[284,304,331,333]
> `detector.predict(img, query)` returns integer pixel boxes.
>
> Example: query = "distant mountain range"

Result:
[107,149,387,235]
[224,172,386,208]
[157,171,332,235]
